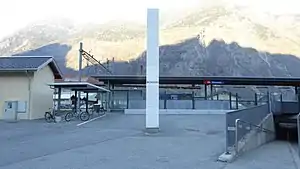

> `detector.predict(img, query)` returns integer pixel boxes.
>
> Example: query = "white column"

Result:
[146,8,159,129]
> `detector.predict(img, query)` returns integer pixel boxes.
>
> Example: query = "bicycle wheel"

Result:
[80,111,90,121]
[65,112,73,122]
[45,112,53,123]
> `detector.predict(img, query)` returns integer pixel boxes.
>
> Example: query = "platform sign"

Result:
[203,80,224,85]
[211,81,224,85]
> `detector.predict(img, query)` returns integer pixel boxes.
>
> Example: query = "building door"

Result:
[3,101,17,120]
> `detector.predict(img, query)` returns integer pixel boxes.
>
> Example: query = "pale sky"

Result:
[0,0,299,39]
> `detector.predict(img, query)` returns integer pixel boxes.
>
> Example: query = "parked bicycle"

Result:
[93,105,106,116]
[44,108,57,123]
[65,108,90,122]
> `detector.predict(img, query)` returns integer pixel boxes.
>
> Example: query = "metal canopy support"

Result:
[210,85,213,100]
[229,93,232,109]
[204,84,207,100]
[86,92,88,113]
[254,93,258,105]
[235,93,239,109]
[74,90,78,112]
[106,92,109,111]
[297,87,300,112]
[57,87,62,115]
[111,84,115,110]
[192,84,195,109]
[108,81,111,112]
[126,91,129,109]
[164,91,167,109]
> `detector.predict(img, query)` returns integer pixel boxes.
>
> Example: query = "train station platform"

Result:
[224,141,300,169]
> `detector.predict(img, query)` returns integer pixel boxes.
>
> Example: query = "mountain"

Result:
[1,4,300,80]
[0,18,77,56]
[128,37,300,77]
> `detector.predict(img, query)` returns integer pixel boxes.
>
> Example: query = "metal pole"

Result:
[111,85,115,110]
[204,84,207,100]
[164,91,167,109]
[235,93,238,109]
[126,90,129,109]
[298,91,300,112]
[254,93,258,106]
[225,117,229,154]
[85,92,88,113]
[77,42,83,114]
[78,42,83,82]
[267,92,271,113]
[108,81,111,111]
[297,113,300,157]
[192,91,195,109]
[229,93,232,109]
[57,87,62,115]
[235,119,240,154]
[210,85,213,100]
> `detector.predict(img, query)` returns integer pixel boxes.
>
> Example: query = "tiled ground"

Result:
[0,113,298,169]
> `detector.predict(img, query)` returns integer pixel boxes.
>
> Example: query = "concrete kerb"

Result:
[125,109,233,115]
[217,151,236,163]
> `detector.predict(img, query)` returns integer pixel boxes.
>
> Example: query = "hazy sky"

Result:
[0,0,299,39]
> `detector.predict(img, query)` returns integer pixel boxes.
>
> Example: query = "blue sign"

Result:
[211,81,224,85]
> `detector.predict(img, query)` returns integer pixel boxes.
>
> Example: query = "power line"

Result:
[80,49,112,75]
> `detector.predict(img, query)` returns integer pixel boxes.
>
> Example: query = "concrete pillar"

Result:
[146,8,159,132]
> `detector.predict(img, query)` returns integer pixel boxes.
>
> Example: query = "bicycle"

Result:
[79,110,90,121]
[95,106,106,116]
[44,108,56,123]
[65,108,90,122]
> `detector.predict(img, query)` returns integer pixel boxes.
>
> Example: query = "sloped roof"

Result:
[55,76,103,85]
[0,56,63,79]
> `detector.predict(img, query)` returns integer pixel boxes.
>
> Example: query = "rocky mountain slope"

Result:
[1,4,300,79]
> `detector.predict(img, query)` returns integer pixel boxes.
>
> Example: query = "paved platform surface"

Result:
[224,141,300,169]
[0,113,299,169]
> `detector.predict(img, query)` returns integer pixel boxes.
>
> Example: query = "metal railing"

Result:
[235,118,275,153]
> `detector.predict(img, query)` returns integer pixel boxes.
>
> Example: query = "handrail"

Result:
[235,118,274,154]
[237,119,275,134]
